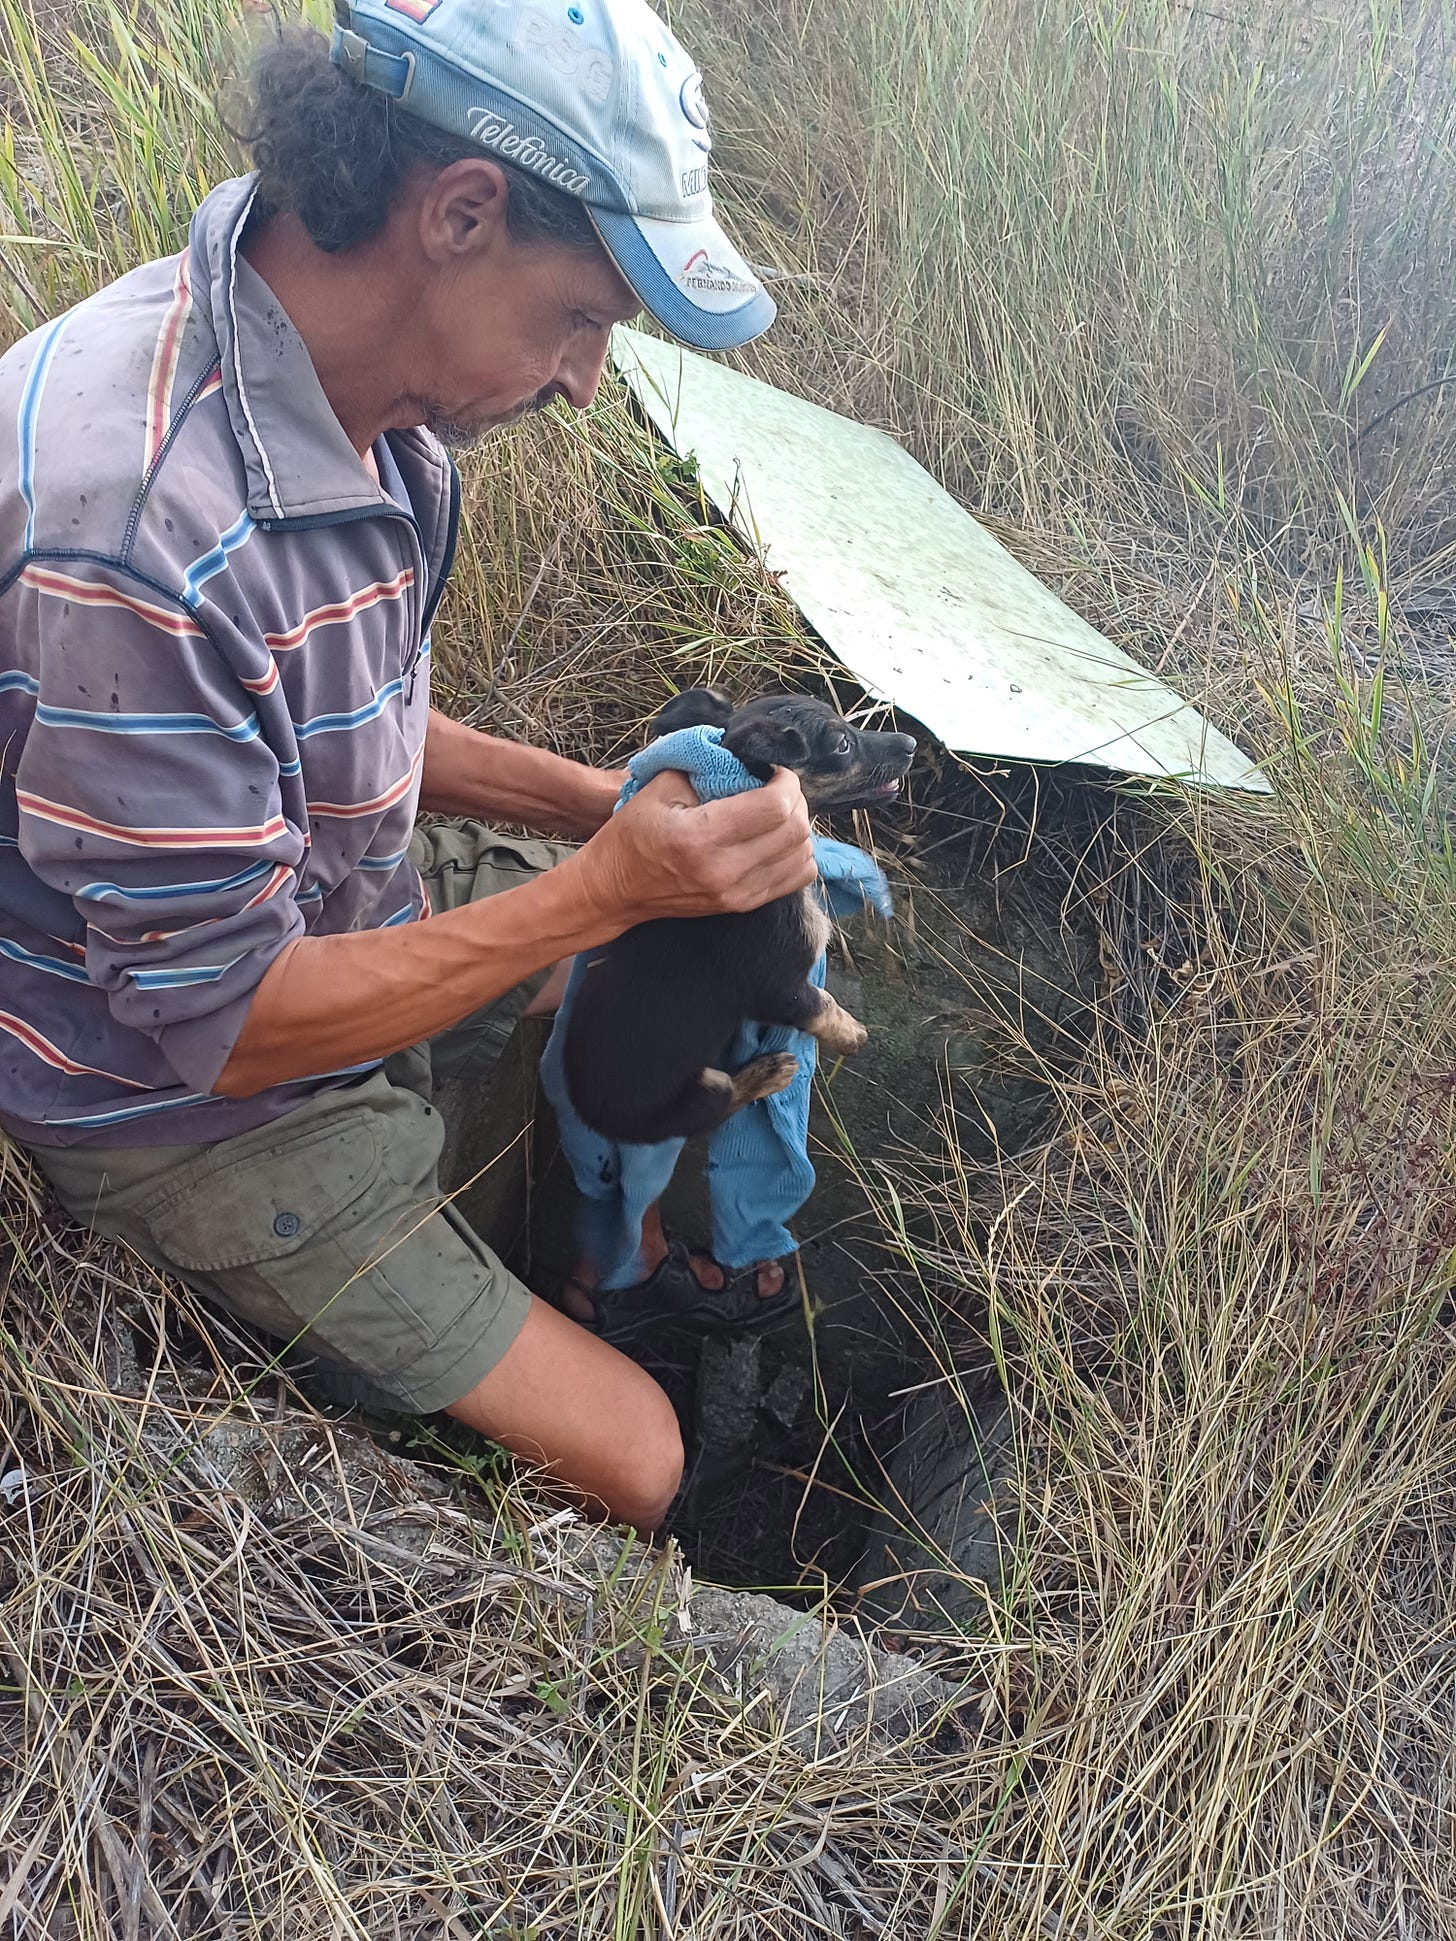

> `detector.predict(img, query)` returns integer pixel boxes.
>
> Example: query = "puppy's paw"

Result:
[827,1012,869,1055]
[812,997,869,1057]
[728,1052,800,1107]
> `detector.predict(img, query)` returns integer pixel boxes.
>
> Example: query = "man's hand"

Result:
[216,768,814,1100]
[566,768,816,928]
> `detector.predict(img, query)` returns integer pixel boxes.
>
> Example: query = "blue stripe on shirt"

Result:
[126,957,243,989]
[0,935,90,982]
[180,509,255,608]
[293,674,407,741]
[44,1091,214,1130]
[17,316,68,551]
[76,860,273,905]
[35,703,261,742]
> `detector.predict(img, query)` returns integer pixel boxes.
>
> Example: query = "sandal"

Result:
[569,1241,801,1345]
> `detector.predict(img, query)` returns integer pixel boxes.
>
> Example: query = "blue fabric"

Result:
[615,723,760,808]
[540,726,891,1289]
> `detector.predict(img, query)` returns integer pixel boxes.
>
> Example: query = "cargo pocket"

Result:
[139,1116,384,1275]
[113,1082,499,1397]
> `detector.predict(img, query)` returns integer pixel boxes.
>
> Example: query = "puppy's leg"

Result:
[727,1051,800,1106]
[801,988,869,1056]
[654,1054,800,1140]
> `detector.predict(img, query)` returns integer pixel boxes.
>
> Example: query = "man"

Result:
[0,0,814,1532]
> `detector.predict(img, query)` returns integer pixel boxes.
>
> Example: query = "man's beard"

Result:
[418,386,561,451]
[423,412,494,453]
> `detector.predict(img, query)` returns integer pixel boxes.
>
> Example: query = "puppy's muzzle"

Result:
[805,730,917,811]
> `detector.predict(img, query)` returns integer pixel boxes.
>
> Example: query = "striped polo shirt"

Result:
[0,174,460,1146]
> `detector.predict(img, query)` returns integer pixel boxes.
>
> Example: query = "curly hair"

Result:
[232,22,601,256]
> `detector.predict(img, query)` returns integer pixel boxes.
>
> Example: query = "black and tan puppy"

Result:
[563,690,916,1144]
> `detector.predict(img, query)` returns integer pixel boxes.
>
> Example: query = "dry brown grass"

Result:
[1,1161,997,1936]
[4,0,1456,1934]
[848,758,1456,1931]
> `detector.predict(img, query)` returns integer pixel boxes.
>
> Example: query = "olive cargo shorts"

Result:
[28,823,573,1414]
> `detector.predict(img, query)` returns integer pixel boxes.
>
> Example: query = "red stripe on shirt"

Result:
[21,564,204,638]
[264,568,415,653]
[238,659,280,696]
[306,746,423,820]
[0,1010,150,1088]
[17,788,290,850]
[144,250,193,475]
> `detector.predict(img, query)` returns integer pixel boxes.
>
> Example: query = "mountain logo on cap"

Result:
[681,248,756,297]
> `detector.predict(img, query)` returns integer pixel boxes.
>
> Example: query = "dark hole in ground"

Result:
[450,751,1136,1619]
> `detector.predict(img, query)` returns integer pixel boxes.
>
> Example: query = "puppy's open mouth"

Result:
[811,774,907,811]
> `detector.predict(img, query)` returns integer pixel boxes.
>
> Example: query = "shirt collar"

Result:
[189,173,442,528]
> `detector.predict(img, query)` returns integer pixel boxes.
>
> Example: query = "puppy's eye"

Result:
[834,733,851,754]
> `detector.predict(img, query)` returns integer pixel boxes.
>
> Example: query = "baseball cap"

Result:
[329,0,776,350]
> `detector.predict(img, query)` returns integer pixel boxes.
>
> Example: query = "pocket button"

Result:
[272,1210,302,1239]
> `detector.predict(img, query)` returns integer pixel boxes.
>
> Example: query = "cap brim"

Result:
[588,205,776,351]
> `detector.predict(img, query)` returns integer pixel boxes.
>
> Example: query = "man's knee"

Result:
[444,1298,686,1531]
[607,1381,684,1531]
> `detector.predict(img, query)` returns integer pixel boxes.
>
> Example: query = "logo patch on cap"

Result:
[516,7,616,102]
[682,248,756,297]
[679,72,711,152]
[386,0,442,20]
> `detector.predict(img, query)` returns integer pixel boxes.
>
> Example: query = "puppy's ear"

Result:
[651,688,735,737]
[722,717,809,780]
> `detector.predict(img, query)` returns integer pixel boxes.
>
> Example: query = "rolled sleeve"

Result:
[100,884,306,1094]
[13,563,306,1091]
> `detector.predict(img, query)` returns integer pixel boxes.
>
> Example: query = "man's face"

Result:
[401,166,642,450]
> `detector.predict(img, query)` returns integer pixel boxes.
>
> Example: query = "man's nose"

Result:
[552,335,612,411]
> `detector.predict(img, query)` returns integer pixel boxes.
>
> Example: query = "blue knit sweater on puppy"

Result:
[540,725,892,1292]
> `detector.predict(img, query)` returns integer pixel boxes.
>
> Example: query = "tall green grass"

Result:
[0,0,251,322]
[684,0,1456,576]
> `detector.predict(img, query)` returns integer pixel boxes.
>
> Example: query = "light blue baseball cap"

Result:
[330,0,776,350]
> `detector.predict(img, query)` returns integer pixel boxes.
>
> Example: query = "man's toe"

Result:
[755,1259,786,1299]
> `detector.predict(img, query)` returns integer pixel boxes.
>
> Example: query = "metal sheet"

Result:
[611,326,1268,790]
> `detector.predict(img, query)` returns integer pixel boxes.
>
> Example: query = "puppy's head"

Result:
[720,694,916,811]
[651,688,735,737]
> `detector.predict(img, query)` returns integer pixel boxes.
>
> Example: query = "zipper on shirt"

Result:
[411,458,460,703]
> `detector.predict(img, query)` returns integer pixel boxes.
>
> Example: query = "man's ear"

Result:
[722,716,809,778]
[416,158,512,265]
[651,688,735,737]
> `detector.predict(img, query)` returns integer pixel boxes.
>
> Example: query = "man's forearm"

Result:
[215,765,819,1099]
[214,853,615,1097]
[420,708,623,837]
